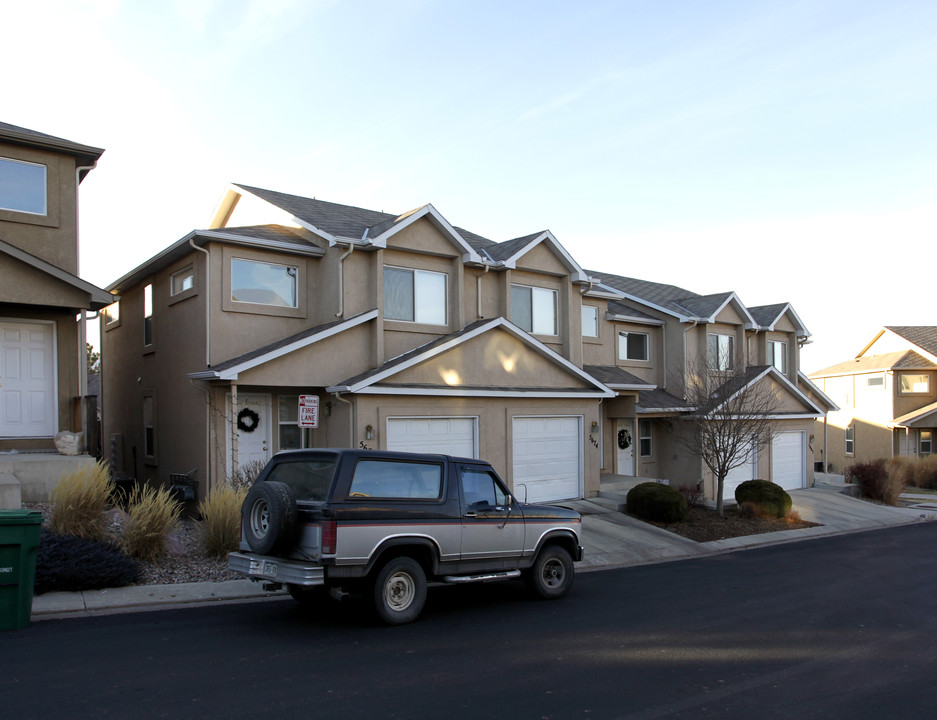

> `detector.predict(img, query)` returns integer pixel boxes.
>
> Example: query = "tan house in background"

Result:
[810,327,937,472]
[101,184,832,504]
[0,121,113,507]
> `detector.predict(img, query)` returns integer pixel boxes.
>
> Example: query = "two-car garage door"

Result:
[385,415,582,504]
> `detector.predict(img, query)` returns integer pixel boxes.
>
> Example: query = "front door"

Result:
[616,419,635,475]
[0,320,55,438]
[229,393,272,474]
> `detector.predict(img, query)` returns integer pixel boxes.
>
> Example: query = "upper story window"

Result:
[618,331,649,361]
[511,285,557,335]
[867,375,885,388]
[922,430,933,456]
[103,301,120,328]
[900,373,930,394]
[639,419,652,457]
[143,284,153,346]
[232,258,297,308]
[768,340,787,373]
[383,266,447,325]
[582,306,598,338]
[708,333,734,371]
[171,265,195,295]
[0,157,46,215]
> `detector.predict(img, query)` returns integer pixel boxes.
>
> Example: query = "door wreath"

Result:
[237,407,260,433]
[617,428,632,450]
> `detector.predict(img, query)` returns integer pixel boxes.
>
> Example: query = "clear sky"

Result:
[4,0,935,372]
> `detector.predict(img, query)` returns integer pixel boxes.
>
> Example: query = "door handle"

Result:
[463,512,477,518]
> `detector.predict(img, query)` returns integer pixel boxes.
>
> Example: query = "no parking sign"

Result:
[299,395,319,428]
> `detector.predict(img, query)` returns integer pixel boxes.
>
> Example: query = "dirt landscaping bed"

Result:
[641,506,820,543]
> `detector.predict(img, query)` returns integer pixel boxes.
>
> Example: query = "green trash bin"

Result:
[0,510,43,631]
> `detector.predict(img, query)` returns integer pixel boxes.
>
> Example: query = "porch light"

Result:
[365,424,375,440]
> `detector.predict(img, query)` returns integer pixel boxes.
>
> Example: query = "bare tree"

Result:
[678,356,780,516]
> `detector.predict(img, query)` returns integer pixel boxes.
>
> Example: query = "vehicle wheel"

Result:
[287,584,329,606]
[372,557,427,625]
[525,546,574,599]
[241,481,297,555]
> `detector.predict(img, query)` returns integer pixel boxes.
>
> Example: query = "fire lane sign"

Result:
[299,395,319,429]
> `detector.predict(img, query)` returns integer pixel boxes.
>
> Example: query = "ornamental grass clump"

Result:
[49,460,113,542]
[122,484,182,562]
[198,485,248,557]
[847,459,902,505]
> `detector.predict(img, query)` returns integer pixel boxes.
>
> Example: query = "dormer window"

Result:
[0,157,46,215]
[768,340,787,373]
[708,333,735,371]
[383,267,447,325]
[511,285,557,335]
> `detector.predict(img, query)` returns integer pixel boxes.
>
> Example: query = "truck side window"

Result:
[460,467,509,507]
[348,459,443,499]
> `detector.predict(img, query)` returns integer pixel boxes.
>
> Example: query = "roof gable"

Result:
[0,238,112,309]
[489,231,587,282]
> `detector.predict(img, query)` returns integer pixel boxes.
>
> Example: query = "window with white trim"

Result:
[639,419,652,457]
[708,333,734,371]
[231,258,297,308]
[921,430,933,456]
[278,395,312,450]
[0,157,46,215]
[900,373,930,394]
[171,265,195,295]
[383,267,447,325]
[768,340,787,373]
[618,331,649,361]
[511,285,557,335]
[143,284,153,346]
[582,305,598,338]
[845,425,855,456]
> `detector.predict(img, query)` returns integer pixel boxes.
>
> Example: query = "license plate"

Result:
[249,559,278,577]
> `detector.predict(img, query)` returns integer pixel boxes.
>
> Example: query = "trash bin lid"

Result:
[0,510,43,525]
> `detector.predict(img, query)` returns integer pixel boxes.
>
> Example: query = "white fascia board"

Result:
[106,231,199,292]
[606,312,665,327]
[582,286,621,300]
[500,231,588,282]
[334,386,614,398]
[608,383,657,391]
[0,239,113,304]
[191,309,378,381]
[797,371,840,412]
[368,204,483,263]
[707,292,756,326]
[753,303,811,338]
[599,285,692,323]
[196,229,326,257]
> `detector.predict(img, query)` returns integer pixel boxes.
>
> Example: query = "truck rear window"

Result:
[266,459,336,501]
[348,459,443,500]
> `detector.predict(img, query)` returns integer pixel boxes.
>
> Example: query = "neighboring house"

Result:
[0,121,113,507]
[101,184,833,504]
[809,327,937,472]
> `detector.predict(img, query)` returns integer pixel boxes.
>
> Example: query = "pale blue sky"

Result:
[4,0,935,371]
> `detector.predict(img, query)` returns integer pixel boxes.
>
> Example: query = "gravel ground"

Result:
[26,503,241,586]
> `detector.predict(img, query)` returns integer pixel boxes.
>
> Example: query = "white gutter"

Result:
[332,391,355,447]
[76,161,97,453]
[335,240,358,318]
[477,263,490,318]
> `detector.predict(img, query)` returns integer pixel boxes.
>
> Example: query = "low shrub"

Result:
[847,459,902,505]
[35,529,140,594]
[49,460,113,542]
[734,480,792,518]
[627,482,688,523]
[226,460,267,493]
[888,455,937,490]
[736,501,763,519]
[198,485,248,557]
[122,484,182,562]
[677,484,707,508]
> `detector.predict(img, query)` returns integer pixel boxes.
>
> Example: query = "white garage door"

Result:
[386,417,477,458]
[0,321,56,438]
[772,431,805,491]
[513,416,581,503]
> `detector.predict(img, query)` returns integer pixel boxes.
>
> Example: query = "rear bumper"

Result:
[228,552,325,586]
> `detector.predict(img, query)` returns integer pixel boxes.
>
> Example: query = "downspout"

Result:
[335,238,360,318]
[477,263,490,318]
[231,381,239,475]
[333,391,355,448]
[190,239,213,491]
[76,162,97,450]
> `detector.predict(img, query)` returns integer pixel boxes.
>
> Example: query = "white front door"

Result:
[229,393,272,473]
[0,320,56,438]
[616,419,635,475]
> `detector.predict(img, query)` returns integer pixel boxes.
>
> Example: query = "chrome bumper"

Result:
[228,552,325,586]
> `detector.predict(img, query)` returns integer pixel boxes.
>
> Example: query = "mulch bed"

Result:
[641,506,820,543]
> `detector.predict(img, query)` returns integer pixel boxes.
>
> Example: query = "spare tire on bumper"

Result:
[242,481,298,555]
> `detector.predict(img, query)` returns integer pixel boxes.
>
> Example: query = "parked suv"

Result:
[229,449,584,624]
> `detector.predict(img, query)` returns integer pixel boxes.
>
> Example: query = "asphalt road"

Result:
[6,523,937,720]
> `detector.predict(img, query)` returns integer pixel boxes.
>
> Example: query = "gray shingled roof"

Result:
[748,303,789,328]
[886,327,937,358]
[0,121,104,179]
[215,224,324,249]
[582,365,654,387]
[606,300,660,322]
[673,292,735,320]
[637,388,692,413]
[811,350,937,377]
[483,231,546,262]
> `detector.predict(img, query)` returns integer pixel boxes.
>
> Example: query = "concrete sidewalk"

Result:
[30,483,937,621]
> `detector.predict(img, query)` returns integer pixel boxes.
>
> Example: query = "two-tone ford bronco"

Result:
[228,449,584,624]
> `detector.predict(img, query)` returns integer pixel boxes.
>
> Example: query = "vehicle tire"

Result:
[287,584,329,606]
[525,545,574,599]
[372,556,427,625]
[242,481,298,555]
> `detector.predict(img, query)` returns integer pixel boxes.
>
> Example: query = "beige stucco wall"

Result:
[0,143,78,274]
